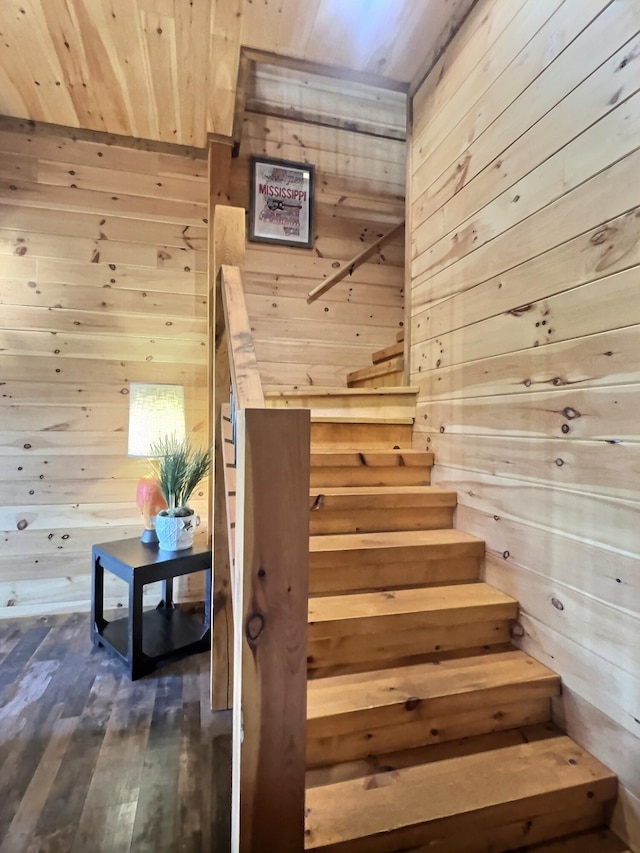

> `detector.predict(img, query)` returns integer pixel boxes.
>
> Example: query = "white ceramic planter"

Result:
[155,509,200,551]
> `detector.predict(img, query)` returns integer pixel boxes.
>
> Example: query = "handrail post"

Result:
[210,203,247,711]
[231,407,310,853]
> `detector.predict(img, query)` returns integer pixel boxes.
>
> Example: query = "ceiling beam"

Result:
[242,47,409,94]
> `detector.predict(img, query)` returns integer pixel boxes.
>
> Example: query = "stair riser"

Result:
[347,357,404,385]
[307,696,552,769]
[310,556,481,595]
[349,371,404,389]
[309,599,516,640]
[311,422,413,450]
[308,643,515,681]
[308,678,559,740]
[372,342,404,364]
[310,507,454,535]
[307,620,512,672]
[310,467,431,487]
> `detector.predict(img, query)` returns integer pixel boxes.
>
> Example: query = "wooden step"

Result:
[265,386,417,422]
[347,358,404,387]
[309,529,484,594]
[307,649,560,768]
[310,449,433,487]
[304,736,617,852]
[306,721,562,789]
[307,583,517,672]
[348,371,405,389]
[311,422,413,451]
[371,341,404,364]
[309,486,456,535]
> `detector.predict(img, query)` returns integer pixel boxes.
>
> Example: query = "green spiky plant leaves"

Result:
[148,436,212,517]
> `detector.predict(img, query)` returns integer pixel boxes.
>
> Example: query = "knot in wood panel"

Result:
[508,303,533,316]
[562,407,581,420]
[246,612,265,643]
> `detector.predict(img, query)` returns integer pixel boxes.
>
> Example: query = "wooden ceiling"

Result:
[0,0,474,148]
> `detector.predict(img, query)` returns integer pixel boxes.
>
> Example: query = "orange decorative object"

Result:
[136,477,167,530]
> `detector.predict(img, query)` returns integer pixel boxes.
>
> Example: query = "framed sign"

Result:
[249,156,315,248]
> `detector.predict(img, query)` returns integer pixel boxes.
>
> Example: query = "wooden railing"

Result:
[209,204,310,853]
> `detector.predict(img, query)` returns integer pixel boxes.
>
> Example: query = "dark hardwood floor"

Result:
[0,612,231,853]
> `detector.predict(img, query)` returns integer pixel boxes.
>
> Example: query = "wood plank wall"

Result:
[0,117,209,619]
[229,99,406,389]
[0,80,406,619]
[408,1,640,848]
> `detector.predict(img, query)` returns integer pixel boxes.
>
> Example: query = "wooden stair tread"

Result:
[309,528,484,555]
[265,386,417,397]
[304,736,617,851]
[307,649,559,722]
[309,529,484,594]
[310,485,455,499]
[308,583,517,626]
[267,387,417,425]
[347,358,404,384]
[310,415,413,424]
[372,341,404,364]
[306,722,563,789]
[311,449,433,468]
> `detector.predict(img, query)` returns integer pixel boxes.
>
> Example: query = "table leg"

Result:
[128,575,145,680]
[159,577,175,610]
[91,555,107,644]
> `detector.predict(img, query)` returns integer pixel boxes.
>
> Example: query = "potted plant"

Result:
[148,436,212,551]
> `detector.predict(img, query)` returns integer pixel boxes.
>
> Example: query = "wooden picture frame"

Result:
[248,156,315,248]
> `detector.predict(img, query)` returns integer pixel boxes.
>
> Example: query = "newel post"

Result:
[231,408,310,853]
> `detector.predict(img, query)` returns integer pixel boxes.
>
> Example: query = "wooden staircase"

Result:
[265,386,620,853]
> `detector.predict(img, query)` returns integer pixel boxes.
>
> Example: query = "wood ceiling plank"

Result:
[140,10,181,143]
[69,0,132,136]
[273,0,322,58]
[176,0,213,145]
[208,0,244,138]
[1,0,72,126]
[103,0,159,141]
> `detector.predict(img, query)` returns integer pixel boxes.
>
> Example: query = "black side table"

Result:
[91,534,212,680]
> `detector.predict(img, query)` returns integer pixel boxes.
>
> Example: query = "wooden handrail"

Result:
[210,201,310,852]
[220,264,265,410]
[307,219,405,303]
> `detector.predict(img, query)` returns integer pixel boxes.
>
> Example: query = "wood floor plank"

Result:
[129,672,184,852]
[0,641,62,835]
[0,715,78,853]
[0,625,51,701]
[0,613,225,852]
[32,670,121,850]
